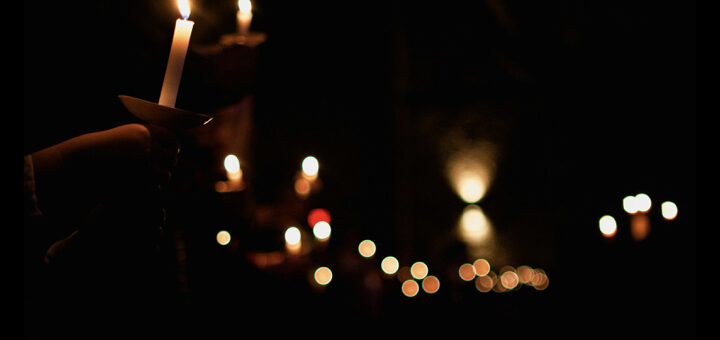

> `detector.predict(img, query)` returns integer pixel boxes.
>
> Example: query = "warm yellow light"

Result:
[623,195,639,214]
[475,275,494,292]
[599,215,617,237]
[635,193,652,213]
[294,178,311,197]
[312,221,331,240]
[531,269,549,290]
[216,230,231,246]
[381,256,399,275]
[473,258,490,277]
[238,0,252,13]
[302,156,319,178]
[661,201,678,220]
[459,205,492,244]
[410,262,429,280]
[177,0,191,19]
[446,145,496,204]
[500,270,519,290]
[314,267,332,285]
[285,226,301,245]
[457,176,486,203]
[422,276,440,294]
[401,280,419,297]
[358,240,376,258]
[224,154,242,181]
[517,265,534,284]
[631,213,650,241]
[458,263,476,281]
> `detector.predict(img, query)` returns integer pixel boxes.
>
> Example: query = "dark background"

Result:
[25,0,695,337]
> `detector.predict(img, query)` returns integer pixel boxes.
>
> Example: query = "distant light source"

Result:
[302,156,319,178]
[500,270,519,290]
[224,154,241,180]
[401,280,419,297]
[459,205,492,244]
[381,256,400,275]
[473,258,491,277]
[422,276,440,294]
[312,221,331,240]
[410,262,429,280]
[475,275,494,292]
[457,176,486,203]
[358,240,376,258]
[307,208,331,227]
[459,263,476,281]
[216,230,231,246]
[661,201,678,220]
[314,267,333,285]
[623,196,639,214]
[635,193,652,213]
[599,215,617,237]
[285,226,301,245]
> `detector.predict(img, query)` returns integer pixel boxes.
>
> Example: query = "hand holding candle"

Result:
[159,0,194,108]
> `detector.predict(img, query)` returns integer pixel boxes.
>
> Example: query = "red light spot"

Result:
[308,208,331,227]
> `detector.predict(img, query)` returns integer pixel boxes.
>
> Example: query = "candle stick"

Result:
[159,0,194,108]
[237,0,253,38]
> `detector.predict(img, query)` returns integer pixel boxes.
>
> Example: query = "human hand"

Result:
[32,123,179,217]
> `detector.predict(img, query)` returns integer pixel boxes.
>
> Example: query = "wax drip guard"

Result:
[118,95,213,130]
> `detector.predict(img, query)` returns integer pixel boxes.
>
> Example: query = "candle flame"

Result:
[177,0,191,20]
[238,0,252,13]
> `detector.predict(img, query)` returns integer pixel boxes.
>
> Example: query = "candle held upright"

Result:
[159,0,194,108]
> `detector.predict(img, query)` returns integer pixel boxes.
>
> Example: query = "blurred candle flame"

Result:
[238,0,252,13]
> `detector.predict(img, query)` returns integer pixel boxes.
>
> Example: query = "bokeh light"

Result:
[302,156,319,178]
[312,221,331,240]
[531,269,549,290]
[314,267,333,285]
[410,262,429,280]
[661,201,678,220]
[216,230,231,246]
[473,258,490,277]
[475,275,494,292]
[294,178,311,196]
[623,195,639,214]
[381,256,400,275]
[500,270,519,290]
[285,226,301,245]
[599,215,617,237]
[457,176,487,204]
[223,154,241,180]
[458,263,476,281]
[517,265,534,284]
[631,213,650,241]
[401,280,419,297]
[307,208,331,227]
[459,205,492,244]
[446,144,497,204]
[358,240,376,258]
[635,193,652,212]
[422,276,440,294]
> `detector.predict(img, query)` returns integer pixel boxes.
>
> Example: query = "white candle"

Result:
[237,0,253,37]
[159,0,194,108]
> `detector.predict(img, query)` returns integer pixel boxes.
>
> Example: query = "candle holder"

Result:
[118,95,213,130]
[219,32,267,48]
